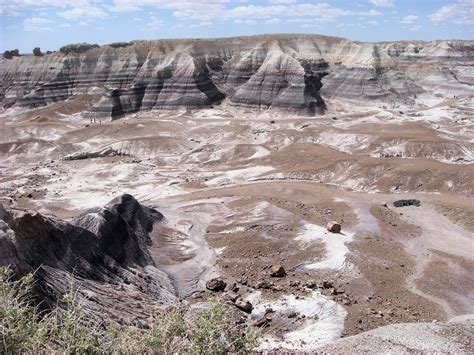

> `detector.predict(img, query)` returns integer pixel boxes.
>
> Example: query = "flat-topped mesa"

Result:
[1,34,472,118]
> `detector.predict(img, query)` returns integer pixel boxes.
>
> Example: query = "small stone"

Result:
[255,281,269,289]
[206,278,227,292]
[332,288,345,295]
[265,307,274,315]
[235,298,253,313]
[270,265,287,277]
[321,281,333,289]
[305,280,318,289]
[326,221,341,233]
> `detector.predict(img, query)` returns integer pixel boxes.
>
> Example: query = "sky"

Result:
[0,0,473,53]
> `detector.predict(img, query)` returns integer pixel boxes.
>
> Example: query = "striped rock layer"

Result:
[1,34,472,118]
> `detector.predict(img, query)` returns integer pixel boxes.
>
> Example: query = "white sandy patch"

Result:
[295,222,354,270]
[214,247,226,255]
[204,166,274,187]
[217,226,246,234]
[248,145,271,159]
[249,291,347,351]
[0,177,29,189]
[315,131,372,154]
[39,160,189,210]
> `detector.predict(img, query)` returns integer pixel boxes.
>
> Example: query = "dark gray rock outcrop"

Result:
[0,194,176,322]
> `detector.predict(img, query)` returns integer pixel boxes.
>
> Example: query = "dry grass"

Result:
[0,267,258,353]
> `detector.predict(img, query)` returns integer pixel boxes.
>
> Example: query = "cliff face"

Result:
[1,34,472,118]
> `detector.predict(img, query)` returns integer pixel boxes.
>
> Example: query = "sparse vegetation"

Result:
[0,267,258,353]
[108,42,133,48]
[59,43,100,55]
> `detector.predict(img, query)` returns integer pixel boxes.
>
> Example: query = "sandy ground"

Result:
[1,94,473,350]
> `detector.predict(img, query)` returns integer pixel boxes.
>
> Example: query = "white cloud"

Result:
[429,0,474,25]
[146,16,164,30]
[110,1,380,23]
[1,0,107,21]
[4,0,391,31]
[265,17,281,24]
[300,23,321,29]
[59,23,72,27]
[23,17,54,31]
[234,19,257,24]
[410,25,421,31]
[190,21,213,28]
[369,0,394,8]
[366,20,378,26]
[401,15,418,24]
[336,23,356,29]
[58,5,107,20]
[287,18,320,23]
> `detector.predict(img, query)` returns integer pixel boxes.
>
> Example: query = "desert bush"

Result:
[0,268,102,352]
[0,267,259,353]
[59,43,99,54]
[108,42,132,48]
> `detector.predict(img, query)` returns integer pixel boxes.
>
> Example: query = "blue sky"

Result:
[1,0,473,53]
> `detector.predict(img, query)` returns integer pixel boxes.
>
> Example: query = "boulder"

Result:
[270,265,287,277]
[33,47,43,56]
[327,221,342,233]
[3,49,20,59]
[393,199,421,208]
[206,278,227,292]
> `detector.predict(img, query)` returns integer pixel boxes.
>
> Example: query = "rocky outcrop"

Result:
[315,315,474,353]
[2,49,20,59]
[0,34,472,117]
[33,47,43,57]
[0,194,176,323]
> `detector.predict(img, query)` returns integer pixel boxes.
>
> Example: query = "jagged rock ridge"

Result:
[0,194,176,323]
[0,34,472,117]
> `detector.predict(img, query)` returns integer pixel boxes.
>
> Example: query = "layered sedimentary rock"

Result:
[0,34,472,118]
[0,194,176,322]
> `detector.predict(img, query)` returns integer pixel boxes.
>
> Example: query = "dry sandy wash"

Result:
[0,35,473,352]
